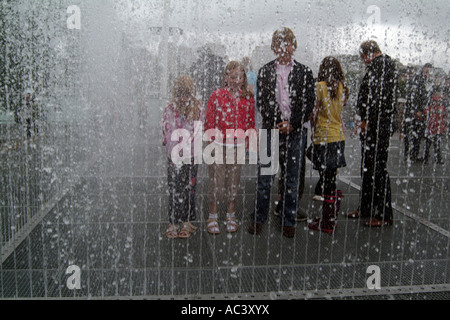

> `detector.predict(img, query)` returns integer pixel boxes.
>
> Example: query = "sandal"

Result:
[207,218,220,234]
[225,217,238,233]
[178,222,198,239]
[165,224,179,239]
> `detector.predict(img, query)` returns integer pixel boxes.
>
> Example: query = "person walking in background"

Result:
[241,56,259,129]
[162,75,203,239]
[403,63,434,163]
[423,88,447,164]
[190,46,226,106]
[248,27,315,238]
[307,56,349,235]
[346,40,398,228]
[204,61,255,234]
[22,89,40,139]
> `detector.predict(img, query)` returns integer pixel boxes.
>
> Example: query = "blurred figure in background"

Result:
[241,56,259,128]
[190,46,226,106]
[22,89,40,139]
[403,63,434,163]
[423,88,447,164]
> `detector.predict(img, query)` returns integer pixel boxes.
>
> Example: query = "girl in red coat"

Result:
[204,61,255,234]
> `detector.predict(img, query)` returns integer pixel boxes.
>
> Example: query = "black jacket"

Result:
[256,59,315,133]
[404,71,430,129]
[357,54,398,142]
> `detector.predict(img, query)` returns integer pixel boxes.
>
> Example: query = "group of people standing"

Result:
[402,63,447,165]
[162,27,399,239]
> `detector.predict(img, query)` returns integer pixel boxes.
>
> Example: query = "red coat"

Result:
[424,100,447,136]
[205,88,255,143]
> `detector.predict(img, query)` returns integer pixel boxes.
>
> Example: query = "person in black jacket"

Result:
[346,40,398,227]
[403,63,433,162]
[248,27,315,238]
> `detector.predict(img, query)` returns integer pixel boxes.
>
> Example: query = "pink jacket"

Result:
[162,103,203,159]
[204,88,255,143]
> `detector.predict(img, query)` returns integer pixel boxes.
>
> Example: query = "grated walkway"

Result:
[1,127,449,299]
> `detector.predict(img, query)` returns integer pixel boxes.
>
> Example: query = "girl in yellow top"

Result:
[308,56,349,234]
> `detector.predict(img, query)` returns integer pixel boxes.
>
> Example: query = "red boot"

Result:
[308,191,342,235]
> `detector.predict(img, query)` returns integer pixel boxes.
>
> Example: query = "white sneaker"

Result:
[312,195,324,201]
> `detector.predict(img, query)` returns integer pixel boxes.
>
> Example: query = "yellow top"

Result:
[313,81,345,144]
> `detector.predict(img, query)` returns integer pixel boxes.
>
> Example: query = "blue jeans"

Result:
[251,129,307,227]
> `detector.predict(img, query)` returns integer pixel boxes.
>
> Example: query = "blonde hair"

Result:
[271,27,298,53]
[241,56,253,72]
[171,75,202,121]
[222,61,253,98]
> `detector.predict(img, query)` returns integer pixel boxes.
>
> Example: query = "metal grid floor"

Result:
[1,128,449,299]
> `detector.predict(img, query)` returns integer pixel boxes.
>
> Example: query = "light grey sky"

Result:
[113,0,449,71]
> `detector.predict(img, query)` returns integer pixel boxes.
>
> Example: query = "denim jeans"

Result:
[252,129,307,227]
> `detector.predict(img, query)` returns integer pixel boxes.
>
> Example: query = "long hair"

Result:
[171,75,202,122]
[317,56,349,101]
[221,61,253,98]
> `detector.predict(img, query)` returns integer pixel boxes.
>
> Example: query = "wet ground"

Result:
[1,124,449,299]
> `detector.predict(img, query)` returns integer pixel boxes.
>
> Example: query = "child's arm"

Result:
[162,107,168,146]
[162,106,177,146]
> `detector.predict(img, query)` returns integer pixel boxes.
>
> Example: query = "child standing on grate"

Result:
[204,61,255,234]
[308,56,349,234]
[162,75,203,239]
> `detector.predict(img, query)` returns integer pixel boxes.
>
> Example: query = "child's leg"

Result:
[208,162,225,215]
[225,163,242,214]
[315,169,324,196]
[323,169,337,195]
[207,160,225,234]
[188,163,199,221]
[424,137,431,162]
[178,164,193,224]
[224,162,242,232]
[167,160,177,224]
[435,135,443,163]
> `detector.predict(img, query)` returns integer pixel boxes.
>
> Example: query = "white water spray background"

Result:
[0,0,449,298]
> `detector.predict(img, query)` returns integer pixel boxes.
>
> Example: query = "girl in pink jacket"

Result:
[204,61,255,234]
[162,75,203,238]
